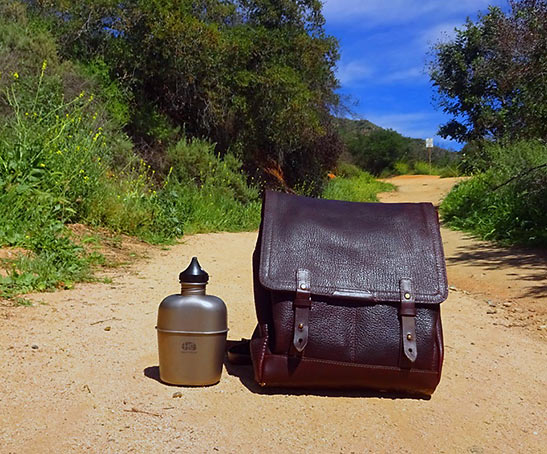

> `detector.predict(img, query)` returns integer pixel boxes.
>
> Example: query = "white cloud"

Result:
[322,0,499,25]
[336,60,373,85]
[365,112,438,138]
[381,66,425,83]
[420,22,460,48]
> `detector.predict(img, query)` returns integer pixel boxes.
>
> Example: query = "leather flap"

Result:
[258,191,448,304]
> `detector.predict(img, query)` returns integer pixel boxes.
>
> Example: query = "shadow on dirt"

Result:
[144,366,162,383]
[143,366,221,388]
[446,242,547,298]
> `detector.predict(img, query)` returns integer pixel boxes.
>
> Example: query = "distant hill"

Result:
[334,117,381,136]
[334,117,460,174]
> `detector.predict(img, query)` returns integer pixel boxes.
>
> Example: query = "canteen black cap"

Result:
[179,257,209,283]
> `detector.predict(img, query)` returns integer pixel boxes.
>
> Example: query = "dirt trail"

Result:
[1,176,546,453]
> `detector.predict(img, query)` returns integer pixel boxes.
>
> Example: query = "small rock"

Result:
[31,344,39,350]
[487,300,496,307]
[486,309,497,314]
[104,326,111,331]
[172,391,183,398]
[449,285,458,291]
[538,325,547,331]
[502,302,512,307]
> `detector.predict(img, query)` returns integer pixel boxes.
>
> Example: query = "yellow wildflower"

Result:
[13,72,19,80]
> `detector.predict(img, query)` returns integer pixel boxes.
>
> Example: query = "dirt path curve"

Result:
[1,176,546,453]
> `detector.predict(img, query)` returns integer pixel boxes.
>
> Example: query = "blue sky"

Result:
[322,0,507,150]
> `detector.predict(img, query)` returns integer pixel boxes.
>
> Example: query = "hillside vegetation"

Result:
[335,117,460,177]
[0,0,392,299]
[430,0,547,246]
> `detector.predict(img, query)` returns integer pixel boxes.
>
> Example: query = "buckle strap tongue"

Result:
[400,278,417,364]
[293,269,311,353]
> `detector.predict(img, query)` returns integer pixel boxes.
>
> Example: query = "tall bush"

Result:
[441,141,547,246]
[31,0,343,191]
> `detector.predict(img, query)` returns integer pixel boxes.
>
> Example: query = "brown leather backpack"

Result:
[247,190,448,396]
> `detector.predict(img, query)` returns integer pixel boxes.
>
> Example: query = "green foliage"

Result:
[412,161,433,175]
[335,161,362,179]
[78,58,132,127]
[159,137,261,235]
[441,141,547,246]
[0,11,262,297]
[387,160,461,177]
[438,165,461,178]
[167,138,258,204]
[322,169,395,203]
[32,0,342,190]
[0,0,402,299]
[0,1,59,87]
[348,129,410,175]
[393,161,410,175]
[429,0,547,143]
[0,61,144,296]
[336,117,460,175]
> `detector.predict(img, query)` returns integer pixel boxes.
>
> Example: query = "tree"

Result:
[429,0,547,144]
[30,0,342,191]
[348,129,409,175]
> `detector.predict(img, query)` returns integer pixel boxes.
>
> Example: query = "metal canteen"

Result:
[156,257,228,386]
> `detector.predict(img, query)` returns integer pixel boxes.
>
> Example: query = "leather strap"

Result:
[292,269,311,353]
[399,278,417,365]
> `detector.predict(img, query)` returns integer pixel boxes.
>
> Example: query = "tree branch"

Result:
[491,163,547,191]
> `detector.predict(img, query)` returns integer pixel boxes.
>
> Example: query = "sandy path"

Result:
[1,176,545,453]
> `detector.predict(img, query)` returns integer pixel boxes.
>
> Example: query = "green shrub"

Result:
[441,140,547,246]
[0,63,263,296]
[438,165,460,178]
[393,161,410,175]
[335,161,362,179]
[322,169,395,202]
[153,139,263,239]
[78,58,132,127]
[412,161,434,175]
[410,161,461,177]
